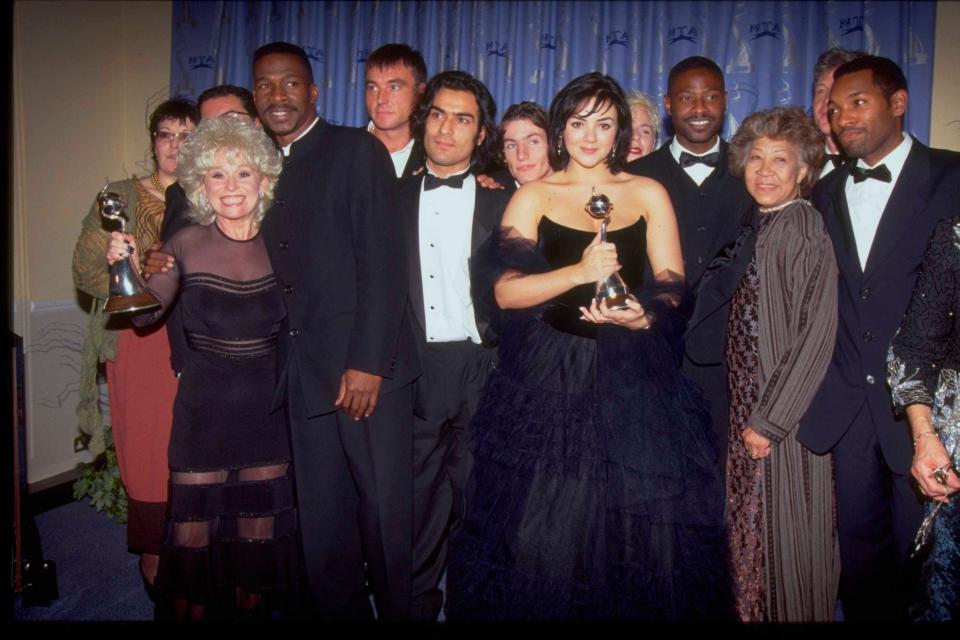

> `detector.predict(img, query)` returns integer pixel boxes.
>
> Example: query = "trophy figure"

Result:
[97,182,161,314]
[585,187,630,310]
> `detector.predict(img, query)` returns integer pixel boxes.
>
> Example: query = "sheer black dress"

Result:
[134,222,298,616]
[446,216,732,620]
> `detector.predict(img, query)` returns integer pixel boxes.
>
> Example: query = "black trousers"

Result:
[287,365,414,620]
[409,340,495,620]
[833,403,923,621]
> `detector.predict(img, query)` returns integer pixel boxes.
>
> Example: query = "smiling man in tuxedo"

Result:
[398,70,510,620]
[629,56,753,463]
[798,55,960,621]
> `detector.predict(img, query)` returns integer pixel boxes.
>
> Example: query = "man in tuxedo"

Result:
[812,48,866,179]
[364,43,427,178]
[798,55,960,620]
[252,41,419,619]
[399,70,510,620]
[628,56,753,457]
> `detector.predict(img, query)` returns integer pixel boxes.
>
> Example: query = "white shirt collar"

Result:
[855,133,912,181]
[669,136,721,163]
[281,116,320,156]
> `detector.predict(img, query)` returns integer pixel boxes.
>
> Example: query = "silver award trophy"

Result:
[585,187,630,310]
[97,181,161,314]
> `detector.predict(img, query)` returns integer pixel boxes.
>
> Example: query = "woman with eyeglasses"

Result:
[72,99,198,604]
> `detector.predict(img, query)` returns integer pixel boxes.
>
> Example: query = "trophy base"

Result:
[596,288,630,311]
[104,291,161,314]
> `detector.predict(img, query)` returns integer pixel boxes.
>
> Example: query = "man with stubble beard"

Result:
[627,56,753,463]
[251,42,419,620]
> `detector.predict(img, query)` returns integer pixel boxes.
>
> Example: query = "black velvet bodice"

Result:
[537,215,647,338]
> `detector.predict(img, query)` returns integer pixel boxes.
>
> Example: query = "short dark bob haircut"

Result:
[547,72,632,174]
[728,106,825,198]
[148,98,199,168]
[413,70,498,170]
[833,55,908,100]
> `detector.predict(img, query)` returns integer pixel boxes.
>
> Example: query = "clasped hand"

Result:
[575,232,652,330]
[106,231,142,272]
[913,436,960,504]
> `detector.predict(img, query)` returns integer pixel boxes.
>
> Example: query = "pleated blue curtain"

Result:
[171,1,936,142]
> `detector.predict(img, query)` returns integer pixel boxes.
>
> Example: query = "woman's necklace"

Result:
[758,197,808,214]
[149,172,167,196]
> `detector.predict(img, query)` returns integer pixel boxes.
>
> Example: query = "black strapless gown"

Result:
[446,217,732,620]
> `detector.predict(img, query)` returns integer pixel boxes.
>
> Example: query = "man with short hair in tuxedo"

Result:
[628,56,753,460]
[798,55,960,621]
[399,70,510,620]
[251,41,419,619]
[812,47,867,178]
[364,43,427,178]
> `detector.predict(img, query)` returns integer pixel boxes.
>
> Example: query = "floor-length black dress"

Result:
[447,216,731,620]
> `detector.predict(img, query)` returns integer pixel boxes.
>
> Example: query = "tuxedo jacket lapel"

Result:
[471,187,499,255]
[400,176,427,334]
[862,141,933,280]
[825,166,864,281]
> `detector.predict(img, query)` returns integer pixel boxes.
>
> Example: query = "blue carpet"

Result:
[14,498,154,621]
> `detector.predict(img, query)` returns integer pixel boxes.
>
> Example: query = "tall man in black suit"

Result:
[399,71,510,620]
[252,42,419,620]
[364,43,427,179]
[628,56,753,457]
[798,56,960,620]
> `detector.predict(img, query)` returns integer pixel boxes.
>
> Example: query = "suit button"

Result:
[289,329,300,337]
[860,287,871,300]
[865,374,875,385]
[698,192,705,198]
[283,285,294,294]
[862,331,873,342]
[279,240,289,250]
[697,257,704,264]
[275,198,286,206]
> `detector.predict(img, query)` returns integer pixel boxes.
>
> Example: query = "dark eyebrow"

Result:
[430,105,476,120]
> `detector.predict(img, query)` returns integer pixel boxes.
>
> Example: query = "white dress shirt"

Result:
[845,134,912,270]
[670,137,721,186]
[418,168,482,344]
[366,121,415,178]
[281,116,320,157]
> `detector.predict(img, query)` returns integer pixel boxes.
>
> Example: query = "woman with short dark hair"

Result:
[72,98,198,600]
[718,106,839,621]
[447,72,730,620]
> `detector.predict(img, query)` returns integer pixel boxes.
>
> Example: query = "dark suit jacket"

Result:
[798,138,960,473]
[360,127,427,180]
[261,119,419,418]
[159,182,191,374]
[626,140,753,287]
[398,174,511,349]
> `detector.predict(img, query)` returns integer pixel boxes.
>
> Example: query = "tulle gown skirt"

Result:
[447,316,733,620]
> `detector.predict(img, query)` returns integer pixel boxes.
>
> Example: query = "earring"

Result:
[556,140,563,156]
[609,143,617,160]
[258,192,264,199]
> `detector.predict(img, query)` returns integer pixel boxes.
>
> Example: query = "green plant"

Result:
[73,427,127,523]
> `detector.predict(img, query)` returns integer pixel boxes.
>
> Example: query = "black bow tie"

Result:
[825,153,846,169]
[679,151,720,168]
[850,164,892,184]
[424,172,467,191]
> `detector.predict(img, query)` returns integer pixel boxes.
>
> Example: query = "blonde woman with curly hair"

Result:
[107,116,293,620]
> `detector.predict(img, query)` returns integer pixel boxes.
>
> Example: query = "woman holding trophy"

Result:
[447,73,730,620]
[105,117,294,620]
[72,99,198,597]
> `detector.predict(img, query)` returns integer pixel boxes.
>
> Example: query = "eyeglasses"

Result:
[154,130,193,143]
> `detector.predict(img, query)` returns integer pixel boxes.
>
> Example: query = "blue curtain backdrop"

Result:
[171,0,936,143]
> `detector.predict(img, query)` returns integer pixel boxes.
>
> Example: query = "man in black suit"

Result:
[364,43,427,179]
[252,42,419,620]
[399,71,510,620]
[798,56,960,620]
[628,56,753,457]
